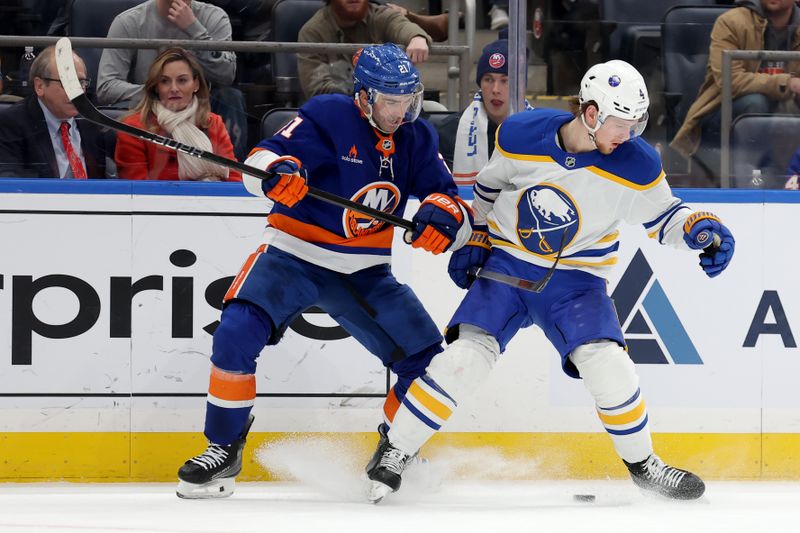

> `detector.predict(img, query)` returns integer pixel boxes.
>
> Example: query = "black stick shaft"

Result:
[72,94,416,232]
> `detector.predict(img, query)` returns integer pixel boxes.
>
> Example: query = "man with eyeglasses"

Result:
[0,45,108,178]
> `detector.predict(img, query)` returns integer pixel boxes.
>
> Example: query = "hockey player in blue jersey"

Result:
[367,60,736,502]
[176,43,473,498]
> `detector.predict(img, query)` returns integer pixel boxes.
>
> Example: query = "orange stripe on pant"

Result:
[383,387,401,423]
[224,244,267,303]
[208,365,256,402]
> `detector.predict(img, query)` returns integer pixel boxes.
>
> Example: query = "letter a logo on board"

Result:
[611,250,702,365]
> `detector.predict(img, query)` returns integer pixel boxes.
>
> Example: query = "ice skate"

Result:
[365,424,414,503]
[176,415,255,499]
[624,454,705,500]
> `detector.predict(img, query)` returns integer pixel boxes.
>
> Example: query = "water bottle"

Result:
[751,168,764,188]
[19,46,35,89]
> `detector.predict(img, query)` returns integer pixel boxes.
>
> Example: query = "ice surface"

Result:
[1,437,796,533]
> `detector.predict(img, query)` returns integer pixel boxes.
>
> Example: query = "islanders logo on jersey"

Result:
[344,182,401,238]
[516,184,580,255]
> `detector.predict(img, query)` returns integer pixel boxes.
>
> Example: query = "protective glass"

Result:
[371,85,424,127]
[600,113,649,139]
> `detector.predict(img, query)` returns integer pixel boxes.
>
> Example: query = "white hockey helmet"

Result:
[579,60,649,138]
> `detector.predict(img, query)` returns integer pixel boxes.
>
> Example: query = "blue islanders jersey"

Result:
[473,107,696,277]
[243,94,456,273]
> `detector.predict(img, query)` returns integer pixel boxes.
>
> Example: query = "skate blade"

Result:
[176,477,235,499]
[366,481,393,504]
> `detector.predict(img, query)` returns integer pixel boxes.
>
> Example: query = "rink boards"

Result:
[1,180,799,481]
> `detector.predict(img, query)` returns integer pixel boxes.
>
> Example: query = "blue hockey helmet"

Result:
[352,43,424,131]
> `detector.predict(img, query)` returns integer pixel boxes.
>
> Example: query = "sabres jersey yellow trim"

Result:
[596,231,620,244]
[495,142,556,163]
[585,166,666,191]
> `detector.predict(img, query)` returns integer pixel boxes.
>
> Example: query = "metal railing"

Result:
[0,35,472,110]
[446,0,475,110]
[720,49,800,188]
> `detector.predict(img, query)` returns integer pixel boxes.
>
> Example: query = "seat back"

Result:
[661,5,730,139]
[260,107,299,139]
[421,111,460,168]
[68,0,146,93]
[730,113,800,188]
[270,0,324,102]
[600,0,699,61]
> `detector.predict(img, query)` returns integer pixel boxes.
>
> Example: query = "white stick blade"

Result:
[55,37,84,100]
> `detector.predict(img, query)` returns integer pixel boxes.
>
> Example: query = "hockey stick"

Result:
[469,230,569,293]
[54,38,416,233]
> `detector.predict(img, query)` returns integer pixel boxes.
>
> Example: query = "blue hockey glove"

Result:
[683,212,735,278]
[448,226,491,289]
[262,156,308,207]
[406,193,471,255]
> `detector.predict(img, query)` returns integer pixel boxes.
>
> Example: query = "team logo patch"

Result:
[516,184,579,255]
[608,74,621,87]
[343,182,401,238]
[489,53,505,69]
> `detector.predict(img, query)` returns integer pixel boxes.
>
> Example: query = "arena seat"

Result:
[68,0,146,94]
[661,4,730,141]
[730,113,800,189]
[270,0,324,105]
[260,107,298,139]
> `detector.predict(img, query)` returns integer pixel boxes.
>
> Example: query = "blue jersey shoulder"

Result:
[593,137,664,188]
[497,108,570,157]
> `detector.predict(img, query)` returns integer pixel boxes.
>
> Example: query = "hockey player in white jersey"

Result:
[366,59,735,502]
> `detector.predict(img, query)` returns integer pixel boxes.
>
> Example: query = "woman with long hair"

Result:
[115,47,241,181]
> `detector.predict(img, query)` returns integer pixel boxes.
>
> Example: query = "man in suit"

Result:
[0,45,107,178]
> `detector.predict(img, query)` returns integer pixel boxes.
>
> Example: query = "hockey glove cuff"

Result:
[447,226,491,289]
[406,193,472,255]
[683,211,735,278]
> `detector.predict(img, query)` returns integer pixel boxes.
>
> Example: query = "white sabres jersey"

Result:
[473,108,695,277]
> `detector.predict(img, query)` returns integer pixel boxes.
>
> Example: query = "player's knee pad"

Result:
[569,340,639,407]
[426,324,499,404]
[211,300,273,375]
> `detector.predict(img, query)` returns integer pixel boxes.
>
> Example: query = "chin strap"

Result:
[355,93,395,135]
[580,113,600,149]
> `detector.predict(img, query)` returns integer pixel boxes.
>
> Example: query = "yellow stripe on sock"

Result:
[409,381,453,421]
[597,400,647,426]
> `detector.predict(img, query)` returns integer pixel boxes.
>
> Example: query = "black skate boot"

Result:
[624,454,705,500]
[366,425,414,504]
[366,423,428,473]
[176,415,255,499]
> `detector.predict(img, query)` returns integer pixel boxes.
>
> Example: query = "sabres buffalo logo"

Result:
[517,184,580,255]
[344,182,401,237]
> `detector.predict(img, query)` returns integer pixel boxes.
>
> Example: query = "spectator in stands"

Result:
[487,1,508,31]
[451,39,529,187]
[384,3,450,42]
[0,46,108,178]
[297,0,432,99]
[96,0,248,160]
[671,0,800,169]
[115,47,241,181]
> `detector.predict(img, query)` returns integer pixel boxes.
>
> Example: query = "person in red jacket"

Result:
[115,47,241,181]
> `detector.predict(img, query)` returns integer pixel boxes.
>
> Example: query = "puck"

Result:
[573,494,596,503]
